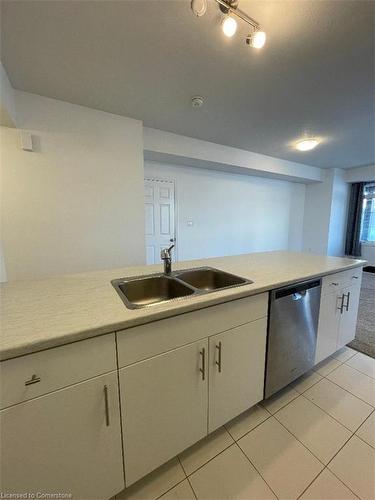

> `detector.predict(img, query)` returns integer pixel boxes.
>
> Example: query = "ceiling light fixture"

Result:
[295,138,320,152]
[191,0,266,49]
[247,30,267,49]
[222,15,238,37]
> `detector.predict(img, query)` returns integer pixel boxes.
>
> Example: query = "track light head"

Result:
[222,15,238,37]
[246,30,267,49]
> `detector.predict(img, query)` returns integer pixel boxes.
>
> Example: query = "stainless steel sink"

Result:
[175,267,252,291]
[112,274,196,309]
[112,267,252,309]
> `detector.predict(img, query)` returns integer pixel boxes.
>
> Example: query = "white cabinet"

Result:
[0,372,124,499]
[119,339,208,486]
[315,292,342,364]
[118,294,269,485]
[315,269,362,364]
[337,283,361,348]
[208,318,267,432]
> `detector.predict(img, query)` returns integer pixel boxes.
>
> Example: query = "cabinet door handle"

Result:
[104,385,110,427]
[345,291,351,311]
[338,295,345,314]
[215,342,222,373]
[331,282,339,286]
[25,374,41,386]
[199,348,206,381]
[352,276,359,279]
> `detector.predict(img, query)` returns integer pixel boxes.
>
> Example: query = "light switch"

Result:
[20,131,33,152]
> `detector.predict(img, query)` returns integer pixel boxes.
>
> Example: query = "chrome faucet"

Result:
[161,244,174,275]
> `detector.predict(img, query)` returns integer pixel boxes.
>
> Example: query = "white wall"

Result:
[302,170,333,255]
[327,169,350,257]
[1,91,145,280]
[345,165,375,183]
[303,169,350,257]
[145,161,305,262]
[362,244,375,266]
[144,127,323,184]
[0,61,17,127]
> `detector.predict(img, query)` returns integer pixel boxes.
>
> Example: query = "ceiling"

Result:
[1,0,374,169]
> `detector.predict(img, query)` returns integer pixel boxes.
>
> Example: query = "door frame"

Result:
[144,176,179,262]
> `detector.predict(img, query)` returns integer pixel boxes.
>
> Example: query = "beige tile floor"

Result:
[115,347,375,500]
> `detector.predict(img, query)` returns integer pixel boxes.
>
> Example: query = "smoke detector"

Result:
[191,96,204,108]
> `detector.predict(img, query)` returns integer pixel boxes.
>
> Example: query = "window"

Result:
[360,182,375,242]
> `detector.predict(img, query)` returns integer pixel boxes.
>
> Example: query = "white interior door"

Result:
[145,178,176,265]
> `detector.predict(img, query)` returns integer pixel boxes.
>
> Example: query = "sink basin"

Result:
[112,275,195,309]
[175,267,252,291]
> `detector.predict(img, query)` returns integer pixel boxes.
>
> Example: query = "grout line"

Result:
[186,475,198,500]
[313,359,344,378]
[296,466,327,500]
[324,435,364,499]
[317,367,375,408]
[271,409,342,468]
[292,374,323,395]
[327,467,361,499]
[177,456,188,478]
[260,390,300,416]
[234,440,280,499]
[183,439,235,478]
[343,360,375,380]
[325,433,357,469]
[177,456,199,500]
[154,474,187,500]
[224,412,272,442]
[324,377,375,408]
[332,349,357,363]
[299,392,364,434]
[353,408,375,449]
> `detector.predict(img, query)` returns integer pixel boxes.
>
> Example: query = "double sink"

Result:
[112,267,253,309]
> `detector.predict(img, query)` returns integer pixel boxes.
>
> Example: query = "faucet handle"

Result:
[160,245,174,260]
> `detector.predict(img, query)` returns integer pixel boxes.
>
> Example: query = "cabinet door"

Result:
[119,340,208,486]
[208,318,267,433]
[0,372,124,500]
[315,292,342,364]
[338,283,361,348]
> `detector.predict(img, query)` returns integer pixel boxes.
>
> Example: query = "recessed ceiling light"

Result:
[222,15,237,37]
[296,138,320,152]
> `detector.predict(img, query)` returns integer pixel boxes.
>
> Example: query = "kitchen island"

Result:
[0,251,365,499]
[0,250,365,360]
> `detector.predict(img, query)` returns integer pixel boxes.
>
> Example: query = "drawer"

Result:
[0,333,116,409]
[117,293,268,368]
[322,268,362,295]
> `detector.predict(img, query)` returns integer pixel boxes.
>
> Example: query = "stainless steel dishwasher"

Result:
[264,279,321,398]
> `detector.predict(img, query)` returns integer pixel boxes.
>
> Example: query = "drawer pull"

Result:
[104,385,110,427]
[25,374,41,386]
[352,276,359,279]
[216,342,222,373]
[338,295,345,314]
[331,282,339,286]
[345,291,351,311]
[199,348,206,381]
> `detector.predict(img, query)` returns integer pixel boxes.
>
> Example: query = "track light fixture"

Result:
[191,0,266,49]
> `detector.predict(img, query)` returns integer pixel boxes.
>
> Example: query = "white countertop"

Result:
[0,251,365,361]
